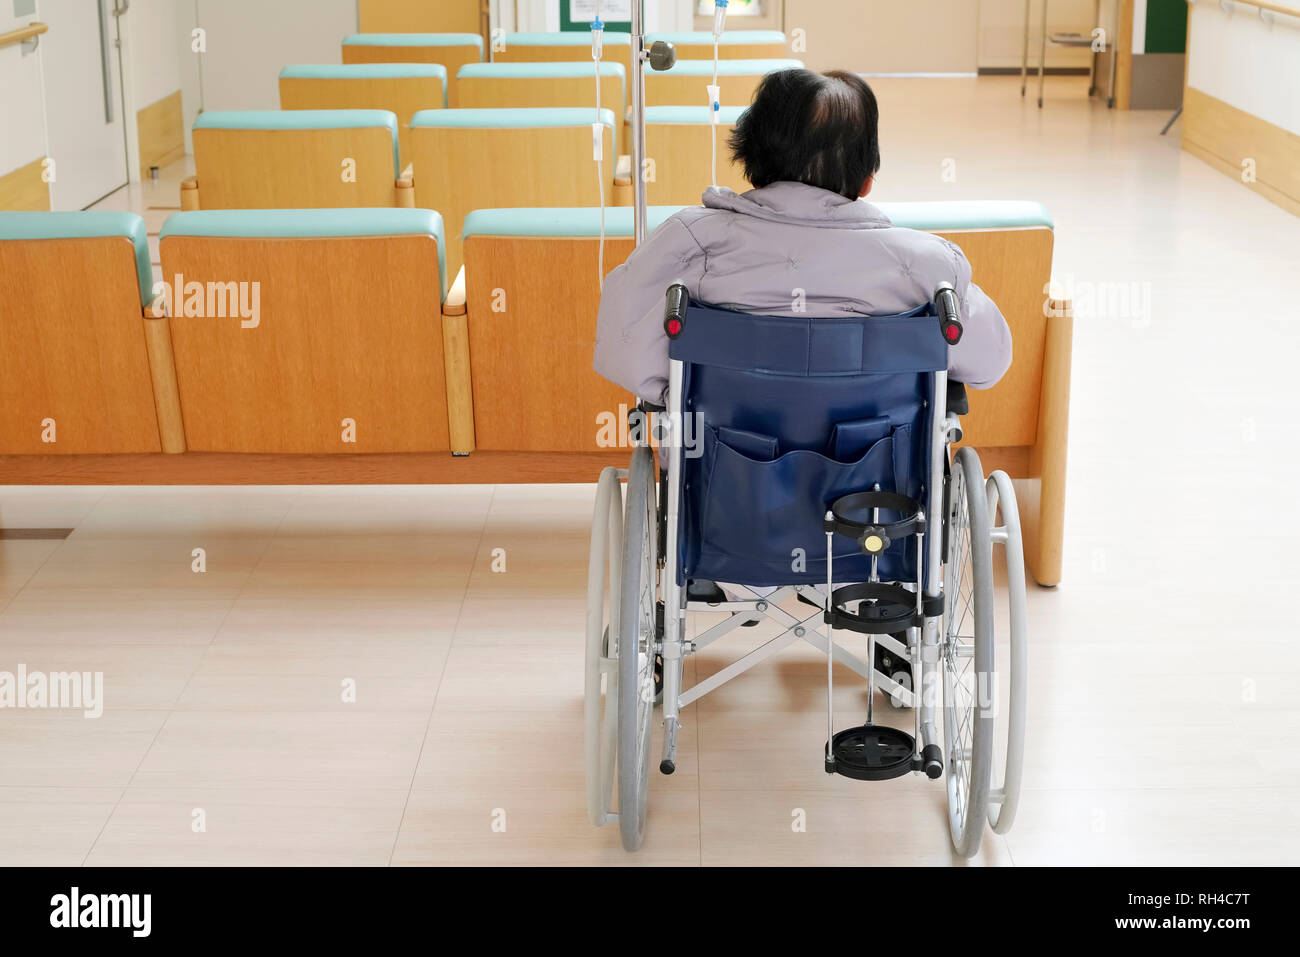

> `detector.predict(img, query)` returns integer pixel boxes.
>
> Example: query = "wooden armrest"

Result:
[614,154,632,186]
[442,265,467,317]
[180,176,199,211]
[140,312,186,454]
[395,175,415,208]
[441,278,475,454]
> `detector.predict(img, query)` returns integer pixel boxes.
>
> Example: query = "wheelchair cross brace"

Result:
[674,585,918,710]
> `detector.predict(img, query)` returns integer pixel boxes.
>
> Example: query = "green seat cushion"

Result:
[462,206,687,239]
[646,30,787,46]
[655,58,804,75]
[280,64,449,108]
[646,105,747,124]
[502,32,631,47]
[342,33,484,51]
[457,61,625,80]
[875,201,1054,232]
[412,107,616,129]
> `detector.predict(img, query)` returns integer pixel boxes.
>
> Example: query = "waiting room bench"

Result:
[410,107,619,277]
[451,201,1072,585]
[0,212,169,455]
[495,31,633,81]
[645,30,790,61]
[279,64,448,170]
[456,61,629,153]
[633,106,750,205]
[0,202,1071,585]
[645,58,804,109]
[155,209,461,455]
[341,33,484,106]
[182,110,411,211]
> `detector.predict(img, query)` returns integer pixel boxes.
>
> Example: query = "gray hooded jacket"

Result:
[594,181,1013,405]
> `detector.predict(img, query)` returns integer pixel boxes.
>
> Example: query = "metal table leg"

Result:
[1021,0,1031,97]
[1038,0,1048,107]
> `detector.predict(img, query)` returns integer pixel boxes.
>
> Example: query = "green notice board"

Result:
[561,0,635,33]
[1144,0,1188,55]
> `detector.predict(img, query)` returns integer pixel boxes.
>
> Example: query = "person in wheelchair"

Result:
[587,70,1029,856]
[593,67,1013,636]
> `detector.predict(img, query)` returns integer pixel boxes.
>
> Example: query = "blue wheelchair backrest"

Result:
[668,302,948,588]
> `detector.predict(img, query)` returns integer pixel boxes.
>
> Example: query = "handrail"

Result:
[0,21,47,50]
[1195,0,1300,20]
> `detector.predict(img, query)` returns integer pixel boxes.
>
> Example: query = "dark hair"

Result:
[729,69,881,200]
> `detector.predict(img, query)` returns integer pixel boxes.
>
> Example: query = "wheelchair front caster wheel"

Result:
[659,759,675,775]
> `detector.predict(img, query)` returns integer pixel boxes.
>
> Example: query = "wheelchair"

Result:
[585,283,1027,857]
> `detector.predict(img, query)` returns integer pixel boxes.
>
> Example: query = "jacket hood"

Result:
[702,181,894,230]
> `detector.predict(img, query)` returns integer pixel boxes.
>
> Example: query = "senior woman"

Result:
[593,68,1012,406]
[593,68,1014,614]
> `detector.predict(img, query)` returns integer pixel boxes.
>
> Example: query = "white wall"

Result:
[0,2,49,177]
[126,0,191,109]
[977,0,1098,70]
[192,0,357,112]
[116,0,199,175]
[511,0,689,33]
[786,0,978,73]
[1187,0,1300,135]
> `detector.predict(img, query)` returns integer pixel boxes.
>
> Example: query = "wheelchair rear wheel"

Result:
[942,447,995,858]
[984,470,1028,834]
[617,446,659,851]
[584,467,624,828]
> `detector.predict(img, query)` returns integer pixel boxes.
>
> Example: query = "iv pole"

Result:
[627,2,679,246]
[630,1,649,246]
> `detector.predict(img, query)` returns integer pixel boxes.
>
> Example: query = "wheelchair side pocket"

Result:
[697,426,910,568]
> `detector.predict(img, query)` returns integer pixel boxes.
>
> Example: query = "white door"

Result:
[39,0,130,210]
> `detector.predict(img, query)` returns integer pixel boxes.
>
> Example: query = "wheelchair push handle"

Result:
[934,282,963,345]
[664,282,689,339]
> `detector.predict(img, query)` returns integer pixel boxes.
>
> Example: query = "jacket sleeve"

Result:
[593,216,706,405]
[941,239,1013,390]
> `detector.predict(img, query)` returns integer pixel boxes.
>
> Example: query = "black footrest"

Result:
[825,724,915,781]
[825,490,923,556]
[827,582,941,633]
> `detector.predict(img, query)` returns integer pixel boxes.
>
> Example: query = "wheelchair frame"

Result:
[586,286,1027,858]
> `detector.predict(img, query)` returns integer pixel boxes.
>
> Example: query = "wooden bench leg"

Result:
[143,312,187,454]
[441,267,475,456]
[180,177,199,211]
[1021,300,1073,587]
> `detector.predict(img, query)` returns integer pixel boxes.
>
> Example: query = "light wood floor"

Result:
[3,76,1298,866]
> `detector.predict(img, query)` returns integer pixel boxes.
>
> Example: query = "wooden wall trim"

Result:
[1182,85,1300,217]
[137,90,185,180]
[0,157,51,211]
[1115,0,1134,111]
